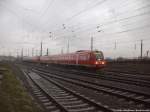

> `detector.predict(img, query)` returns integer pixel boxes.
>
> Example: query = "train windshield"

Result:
[94,52,104,60]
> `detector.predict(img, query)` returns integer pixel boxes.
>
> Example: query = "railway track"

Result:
[22,70,67,112]
[22,62,150,80]
[101,70,150,81]
[102,69,150,76]
[64,67,150,88]
[20,63,150,97]
[32,64,150,88]
[74,70,150,88]
[22,69,112,112]
[32,67,150,110]
[99,71,150,87]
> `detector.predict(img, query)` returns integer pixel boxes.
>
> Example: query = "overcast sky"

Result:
[0,0,150,58]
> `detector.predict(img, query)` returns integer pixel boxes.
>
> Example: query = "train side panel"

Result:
[23,50,106,69]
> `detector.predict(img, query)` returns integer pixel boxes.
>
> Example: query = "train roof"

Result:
[76,50,102,53]
[76,50,91,52]
[44,50,103,57]
[28,50,103,59]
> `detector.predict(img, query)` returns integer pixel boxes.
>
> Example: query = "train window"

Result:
[79,55,87,61]
[94,52,104,60]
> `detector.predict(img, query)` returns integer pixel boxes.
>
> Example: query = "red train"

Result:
[23,50,106,69]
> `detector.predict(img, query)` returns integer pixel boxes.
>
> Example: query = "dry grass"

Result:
[0,64,41,112]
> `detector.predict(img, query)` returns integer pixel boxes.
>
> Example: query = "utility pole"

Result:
[67,40,69,53]
[114,41,117,50]
[61,48,63,54]
[9,51,11,61]
[21,48,23,60]
[40,41,43,56]
[140,40,143,59]
[32,48,34,57]
[28,48,29,56]
[46,48,49,56]
[16,49,19,58]
[91,37,93,51]
[146,50,149,57]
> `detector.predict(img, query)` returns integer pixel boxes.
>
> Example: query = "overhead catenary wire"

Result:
[51,4,150,40]
[65,0,150,29]
[45,0,150,35]
[31,0,149,44]
[53,18,150,42]
[41,0,108,29]
[40,0,55,16]
[66,0,107,21]
[63,0,138,25]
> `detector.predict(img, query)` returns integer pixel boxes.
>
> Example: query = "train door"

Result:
[90,53,95,65]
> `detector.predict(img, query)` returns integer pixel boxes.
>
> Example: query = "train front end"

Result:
[93,51,106,69]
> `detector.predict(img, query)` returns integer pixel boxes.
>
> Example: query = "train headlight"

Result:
[101,61,105,64]
[95,61,98,64]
